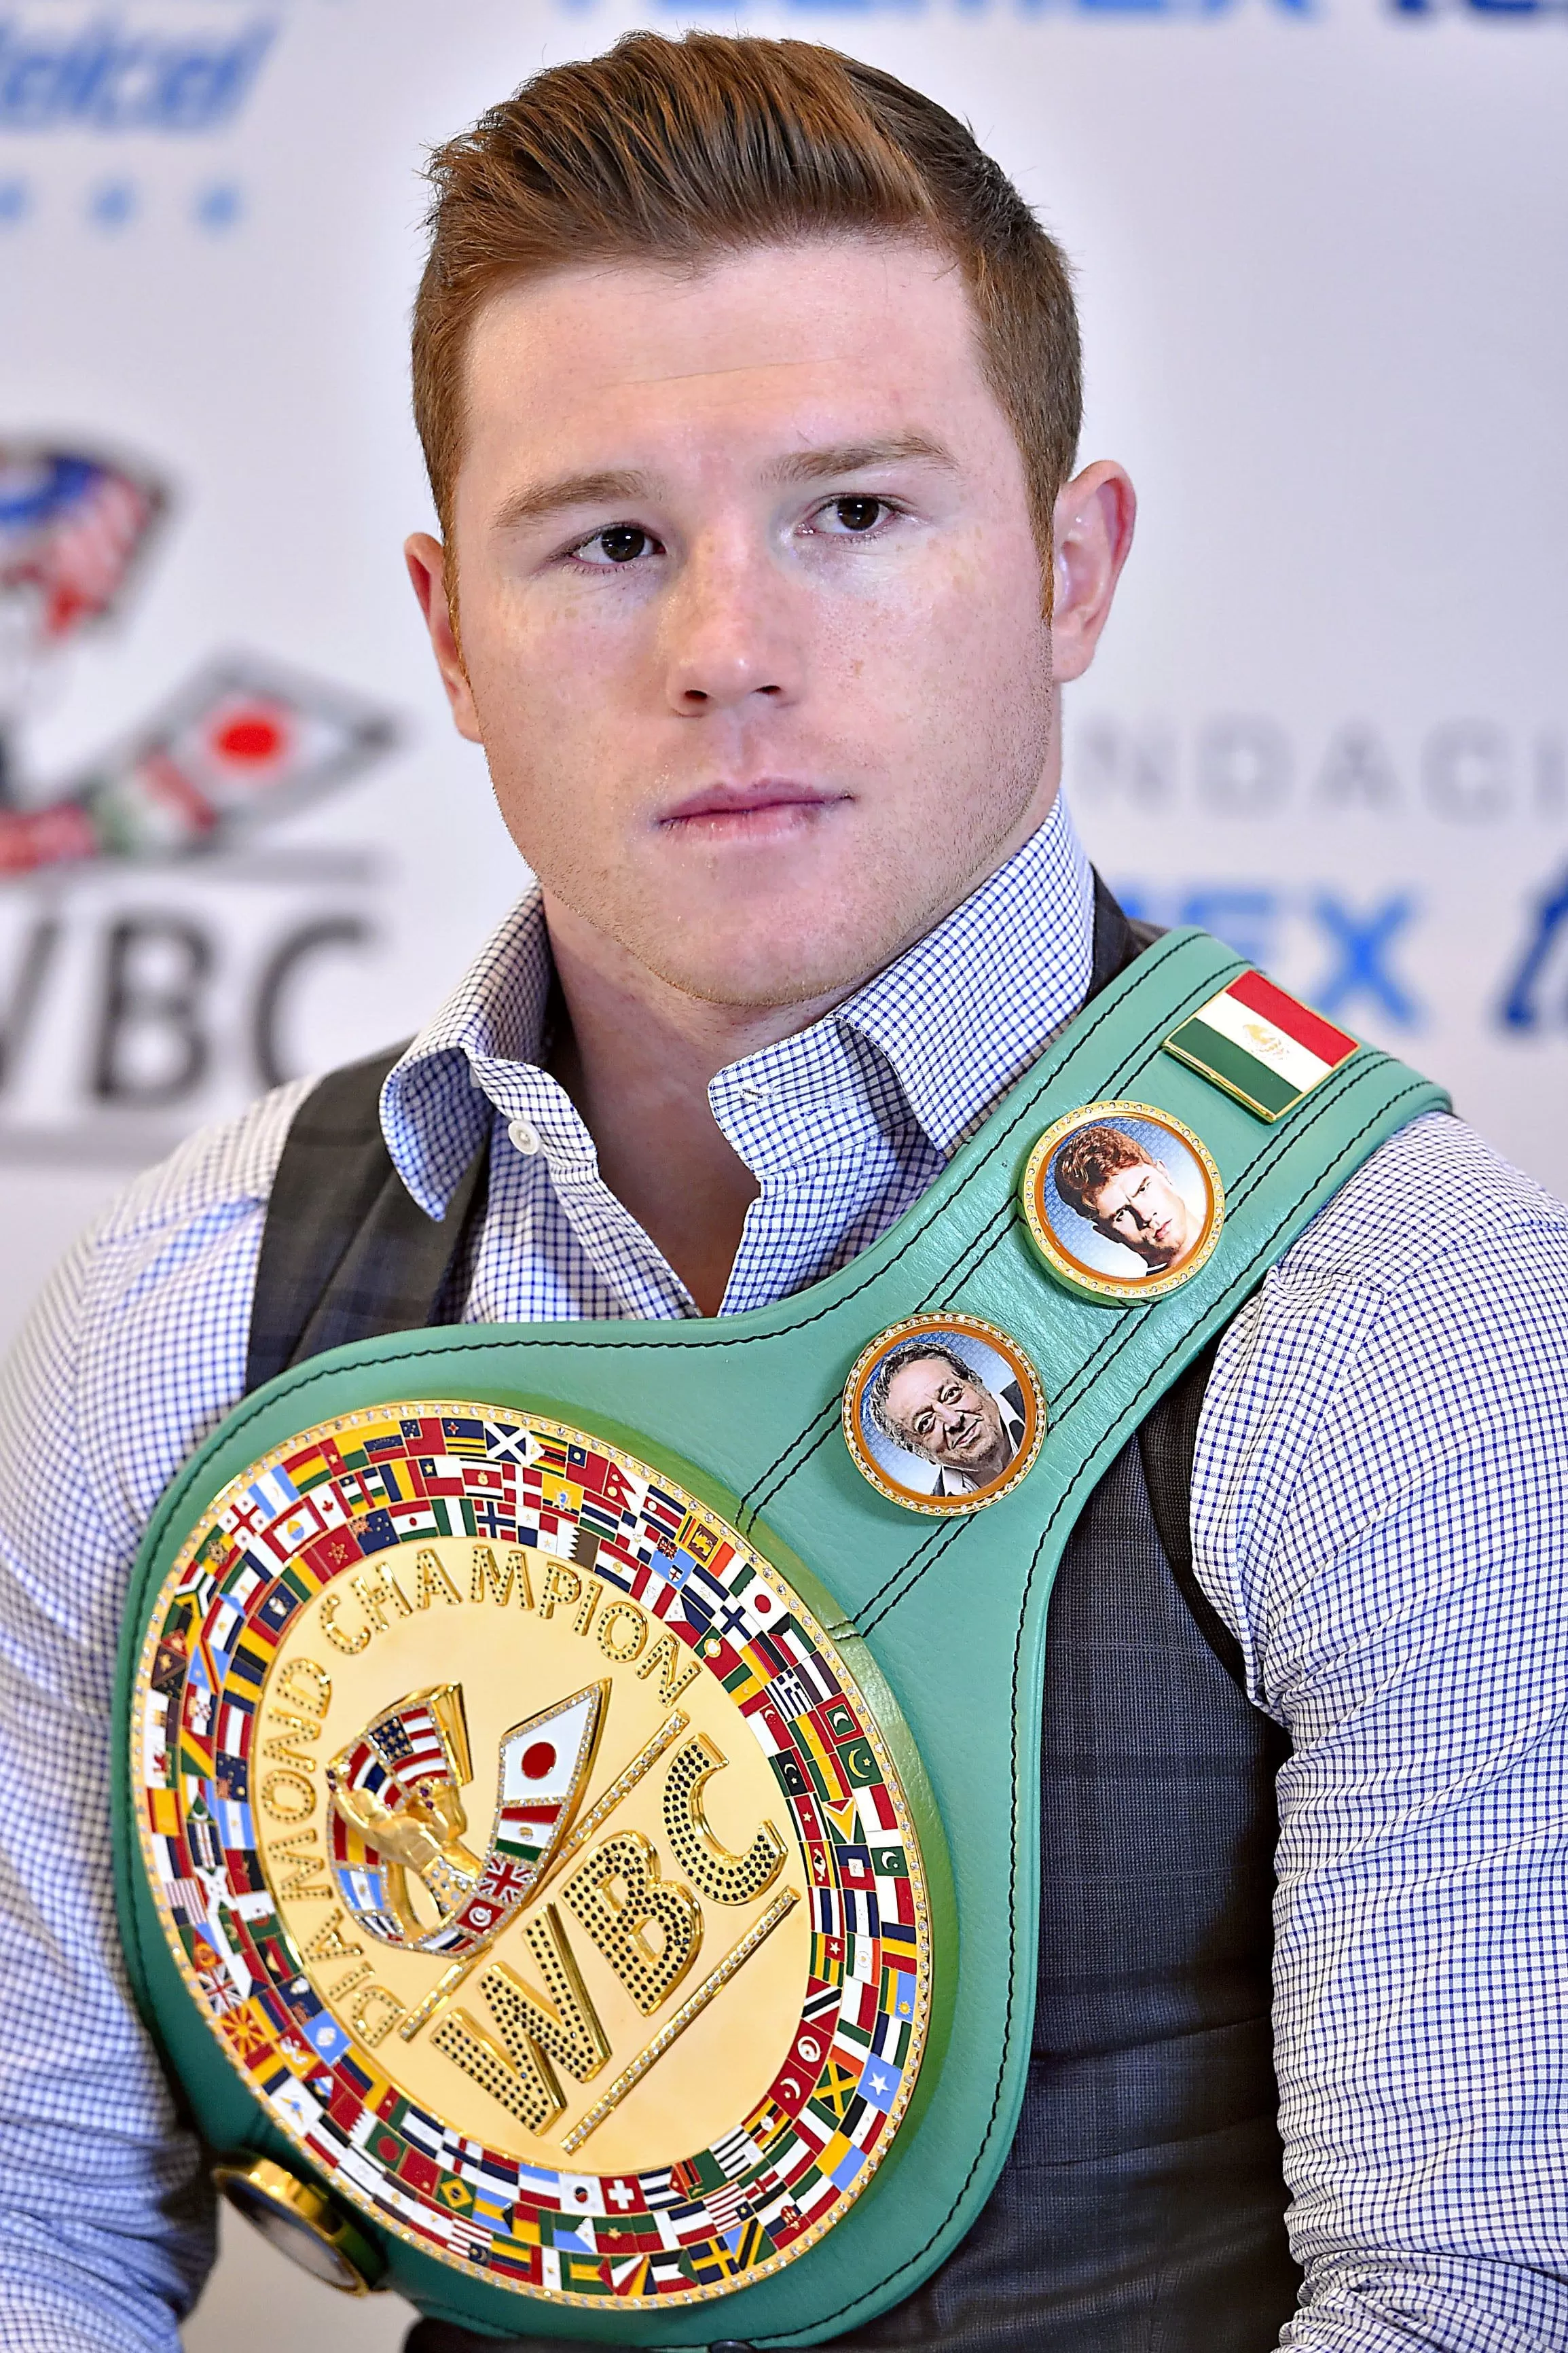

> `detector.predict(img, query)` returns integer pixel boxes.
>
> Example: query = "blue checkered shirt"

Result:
[0,793,1565,2351]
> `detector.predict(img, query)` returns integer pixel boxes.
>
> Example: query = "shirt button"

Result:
[507,1116,541,1155]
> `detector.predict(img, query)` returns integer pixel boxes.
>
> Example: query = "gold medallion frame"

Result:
[1020,1100,1224,1305]
[841,1313,1045,1516]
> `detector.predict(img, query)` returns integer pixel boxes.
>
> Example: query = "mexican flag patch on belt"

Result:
[1162,971,1358,1122]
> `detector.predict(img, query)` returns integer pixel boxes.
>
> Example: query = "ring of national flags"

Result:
[132,1401,934,2310]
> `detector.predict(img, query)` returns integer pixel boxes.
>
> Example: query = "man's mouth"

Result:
[945,1417,983,1456]
[657,780,848,840]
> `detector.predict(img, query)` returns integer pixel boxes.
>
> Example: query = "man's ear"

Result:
[405,533,484,744]
[1049,461,1137,683]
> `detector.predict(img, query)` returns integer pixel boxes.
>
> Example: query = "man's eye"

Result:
[817,496,888,536]
[575,525,657,567]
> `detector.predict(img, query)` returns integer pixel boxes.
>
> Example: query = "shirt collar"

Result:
[799,791,1092,1157]
[382,792,1095,1218]
[380,897,559,1217]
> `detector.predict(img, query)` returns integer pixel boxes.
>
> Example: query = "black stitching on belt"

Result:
[778,1070,1437,2338]
[723,936,1214,1513]
[135,997,1420,1695]
[856,1073,1429,1636]
[746,1045,1381,1583]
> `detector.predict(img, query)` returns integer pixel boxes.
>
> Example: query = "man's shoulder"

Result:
[92,1075,316,1253]
[1198,1109,1568,1683]
[0,1076,323,1554]
[1277,1108,1568,1305]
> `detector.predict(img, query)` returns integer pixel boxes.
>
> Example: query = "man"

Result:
[0,28,1565,2353]
[1053,1121,1198,1274]
[867,1339,1025,1494]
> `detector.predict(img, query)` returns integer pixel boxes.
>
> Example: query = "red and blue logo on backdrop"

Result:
[0,444,395,876]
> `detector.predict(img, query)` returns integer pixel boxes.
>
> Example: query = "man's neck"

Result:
[537,787,1072,1316]
[543,895,850,1316]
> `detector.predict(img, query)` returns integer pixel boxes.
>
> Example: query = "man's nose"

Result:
[657,532,803,715]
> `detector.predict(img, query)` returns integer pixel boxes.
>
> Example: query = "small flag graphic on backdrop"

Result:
[1163,971,1358,1122]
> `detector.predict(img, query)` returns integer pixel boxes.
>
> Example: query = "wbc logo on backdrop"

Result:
[0,441,398,1159]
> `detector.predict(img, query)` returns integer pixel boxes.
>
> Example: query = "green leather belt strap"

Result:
[113,927,1447,2345]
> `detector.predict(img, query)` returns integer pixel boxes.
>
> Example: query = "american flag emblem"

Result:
[325,1681,603,1961]
[0,442,164,650]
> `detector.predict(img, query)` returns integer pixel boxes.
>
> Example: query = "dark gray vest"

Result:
[244,882,1298,2352]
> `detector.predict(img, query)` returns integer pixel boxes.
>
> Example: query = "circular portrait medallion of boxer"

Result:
[1021,1102,1224,1304]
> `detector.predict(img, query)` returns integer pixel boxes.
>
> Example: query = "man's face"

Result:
[883,1354,1010,1487]
[1086,1157,1192,1270]
[421,238,1068,1011]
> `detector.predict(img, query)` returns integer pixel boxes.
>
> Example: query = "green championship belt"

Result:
[113,930,1446,2343]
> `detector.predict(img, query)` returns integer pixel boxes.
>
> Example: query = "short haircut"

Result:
[1053,1124,1154,1221]
[864,1339,977,1450]
[413,31,1080,578]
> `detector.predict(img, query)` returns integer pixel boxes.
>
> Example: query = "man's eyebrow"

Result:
[767,435,958,486]
[491,469,655,535]
[488,437,955,535]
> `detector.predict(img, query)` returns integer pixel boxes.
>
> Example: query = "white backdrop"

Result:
[3,1,1565,2345]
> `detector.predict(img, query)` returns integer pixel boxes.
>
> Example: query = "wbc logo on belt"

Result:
[132,1403,934,2308]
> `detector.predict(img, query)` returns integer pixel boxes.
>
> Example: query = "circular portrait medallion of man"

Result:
[1021,1102,1224,1304]
[842,1314,1045,1515]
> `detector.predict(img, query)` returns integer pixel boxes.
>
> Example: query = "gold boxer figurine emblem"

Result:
[325,1681,605,1958]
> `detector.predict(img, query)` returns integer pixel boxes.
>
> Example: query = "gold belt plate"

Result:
[132,1402,934,2310]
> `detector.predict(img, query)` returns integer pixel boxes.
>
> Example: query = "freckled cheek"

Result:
[465,606,642,845]
[855,560,1027,700]
[936,525,1045,641]
[469,590,646,742]
[818,590,980,726]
